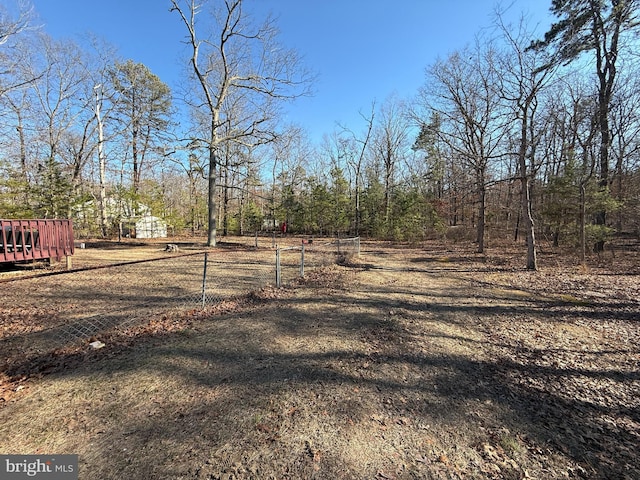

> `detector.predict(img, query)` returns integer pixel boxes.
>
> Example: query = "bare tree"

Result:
[0,29,109,221]
[420,40,508,253]
[0,1,39,97]
[494,12,557,270]
[609,70,640,232]
[338,102,375,235]
[541,78,599,262]
[0,1,32,45]
[3,89,32,202]
[23,34,91,217]
[371,95,410,233]
[269,126,311,232]
[170,0,312,246]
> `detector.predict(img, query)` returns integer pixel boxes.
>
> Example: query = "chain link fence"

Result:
[276,237,361,286]
[1,238,360,359]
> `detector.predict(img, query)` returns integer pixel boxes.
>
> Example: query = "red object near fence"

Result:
[0,219,74,264]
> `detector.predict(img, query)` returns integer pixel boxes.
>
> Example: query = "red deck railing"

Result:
[0,219,74,264]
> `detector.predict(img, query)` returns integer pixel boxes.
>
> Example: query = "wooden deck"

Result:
[0,219,74,264]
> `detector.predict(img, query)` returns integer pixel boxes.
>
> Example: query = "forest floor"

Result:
[0,237,639,479]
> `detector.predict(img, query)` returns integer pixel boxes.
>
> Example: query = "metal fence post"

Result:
[300,242,305,278]
[201,252,208,308]
[276,247,281,287]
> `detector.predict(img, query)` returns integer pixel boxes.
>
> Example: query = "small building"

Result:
[75,199,168,239]
[130,215,167,239]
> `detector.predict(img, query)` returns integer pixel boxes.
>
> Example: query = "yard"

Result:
[0,238,639,479]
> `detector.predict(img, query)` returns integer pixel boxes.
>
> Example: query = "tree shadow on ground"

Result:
[1,258,638,479]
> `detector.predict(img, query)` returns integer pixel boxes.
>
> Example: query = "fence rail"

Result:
[0,237,359,357]
[0,219,74,264]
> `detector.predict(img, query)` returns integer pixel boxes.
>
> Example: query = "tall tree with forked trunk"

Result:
[170,0,312,246]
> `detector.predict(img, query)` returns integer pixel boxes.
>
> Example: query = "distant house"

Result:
[75,199,167,239]
[131,215,167,239]
[262,216,279,231]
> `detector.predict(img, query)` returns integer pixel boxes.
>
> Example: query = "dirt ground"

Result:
[0,238,639,479]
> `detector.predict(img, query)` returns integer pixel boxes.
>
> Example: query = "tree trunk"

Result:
[521,175,537,270]
[207,144,218,247]
[477,183,485,254]
[384,156,392,229]
[615,152,623,232]
[95,88,108,238]
[239,188,245,237]
[189,169,197,235]
[222,159,229,237]
[16,116,29,207]
[518,101,537,270]
[354,170,361,236]
[451,191,458,226]
[594,93,610,253]
[132,125,140,195]
[579,182,586,263]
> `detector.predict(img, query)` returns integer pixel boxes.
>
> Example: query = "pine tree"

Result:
[531,0,639,251]
[31,157,74,218]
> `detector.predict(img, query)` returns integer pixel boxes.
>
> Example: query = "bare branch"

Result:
[0,2,35,46]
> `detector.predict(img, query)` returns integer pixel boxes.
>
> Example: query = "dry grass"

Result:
[0,238,639,479]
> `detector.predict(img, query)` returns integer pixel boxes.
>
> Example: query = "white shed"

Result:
[134,215,167,239]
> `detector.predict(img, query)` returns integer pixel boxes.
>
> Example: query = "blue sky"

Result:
[30,0,553,142]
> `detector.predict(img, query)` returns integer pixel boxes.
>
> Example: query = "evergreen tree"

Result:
[31,157,74,218]
[329,167,351,235]
[531,0,640,251]
[241,200,264,235]
[360,173,386,238]
[0,160,33,217]
[413,111,445,199]
[109,60,172,196]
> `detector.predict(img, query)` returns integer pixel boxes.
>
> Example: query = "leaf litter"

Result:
[0,239,638,479]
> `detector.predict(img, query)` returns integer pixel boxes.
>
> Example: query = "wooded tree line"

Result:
[0,0,639,268]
